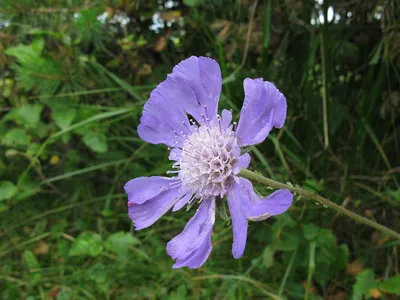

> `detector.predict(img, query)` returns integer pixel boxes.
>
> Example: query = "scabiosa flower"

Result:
[124,56,293,268]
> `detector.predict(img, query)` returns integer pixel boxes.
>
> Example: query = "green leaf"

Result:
[31,37,45,54]
[184,0,205,7]
[26,143,41,156]
[352,269,377,300]
[5,44,39,64]
[370,40,383,65]
[14,177,41,203]
[316,229,337,265]
[2,104,43,128]
[1,128,31,146]
[262,245,275,269]
[87,263,107,283]
[302,223,319,240]
[56,287,76,300]
[337,244,350,270]
[0,203,9,212]
[303,179,324,193]
[23,250,42,286]
[17,104,44,128]
[387,188,400,202]
[0,78,13,98]
[58,239,70,260]
[82,131,108,153]
[105,231,140,255]
[69,232,103,257]
[90,62,144,101]
[380,275,400,295]
[273,213,296,229]
[274,234,300,251]
[51,100,77,130]
[0,181,17,201]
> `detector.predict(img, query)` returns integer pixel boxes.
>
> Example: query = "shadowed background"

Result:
[0,0,399,299]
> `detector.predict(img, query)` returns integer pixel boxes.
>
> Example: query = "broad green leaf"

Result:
[56,287,76,300]
[31,37,45,54]
[51,100,77,130]
[273,213,296,229]
[315,229,338,268]
[1,128,31,146]
[87,263,107,283]
[262,245,275,269]
[26,143,41,156]
[23,250,42,286]
[5,44,39,64]
[380,275,400,295]
[302,223,319,240]
[0,181,17,201]
[83,131,108,153]
[352,269,377,300]
[271,215,299,251]
[17,104,44,128]
[105,231,140,254]
[69,232,103,257]
[274,234,300,251]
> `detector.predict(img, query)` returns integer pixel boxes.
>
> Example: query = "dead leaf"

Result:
[161,11,181,22]
[137,64,152,77]
[34,241,49,255]
[364,209,375,218]
[369,288,382,299]
[347,260,364,276]
[46,287,59,299]
[154,36,167,52]
[106,7,114,18]
[211,20,232,42]
[327,291,348,300]
[371,231,391,246]
[302,280,318,296]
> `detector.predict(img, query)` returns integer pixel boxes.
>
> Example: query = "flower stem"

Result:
[240,169,400,240]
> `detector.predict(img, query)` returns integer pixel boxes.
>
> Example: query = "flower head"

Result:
[124,56,293,268]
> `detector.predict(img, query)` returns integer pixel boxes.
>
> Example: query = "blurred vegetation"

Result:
[0,0,400,299]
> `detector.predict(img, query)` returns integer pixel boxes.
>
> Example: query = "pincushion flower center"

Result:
[178,121,240,199]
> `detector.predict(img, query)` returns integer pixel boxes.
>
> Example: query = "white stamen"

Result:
[172,119,241,198]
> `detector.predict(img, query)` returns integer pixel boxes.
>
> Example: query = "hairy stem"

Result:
[240,169,400,240]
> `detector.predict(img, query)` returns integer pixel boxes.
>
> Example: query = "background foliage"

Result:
[1,0,399,299]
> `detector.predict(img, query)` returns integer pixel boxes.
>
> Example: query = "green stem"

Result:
[278,247,297,296]
[304,242,316,300]
[240,169,400,240]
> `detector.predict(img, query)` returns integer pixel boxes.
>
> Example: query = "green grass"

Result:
[1,0,400,299]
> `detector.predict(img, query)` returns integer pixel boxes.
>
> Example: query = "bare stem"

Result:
[240,169,400,240]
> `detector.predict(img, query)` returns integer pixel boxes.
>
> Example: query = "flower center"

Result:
[177,120,240,199]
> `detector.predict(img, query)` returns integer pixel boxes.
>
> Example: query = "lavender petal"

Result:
[236,78,287,146]
[167,198,215,268]
[124,176,180,205]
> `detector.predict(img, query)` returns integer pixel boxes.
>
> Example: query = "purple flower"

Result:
[124,56,293,268]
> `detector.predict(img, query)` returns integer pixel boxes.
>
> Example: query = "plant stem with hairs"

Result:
[240,169,400,240]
